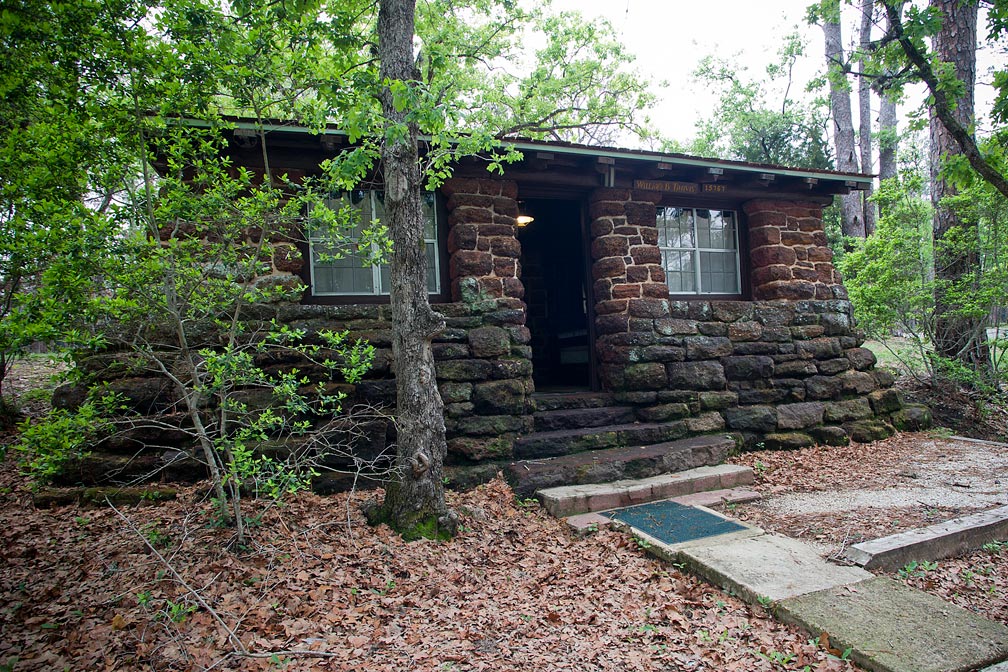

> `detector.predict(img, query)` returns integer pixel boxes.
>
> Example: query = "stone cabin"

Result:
[63,121,930,492]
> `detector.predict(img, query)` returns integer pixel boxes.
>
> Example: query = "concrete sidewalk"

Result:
[608,503,1008,672]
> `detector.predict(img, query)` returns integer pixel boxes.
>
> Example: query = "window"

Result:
[308,190,440,296]
[657,207,740,295]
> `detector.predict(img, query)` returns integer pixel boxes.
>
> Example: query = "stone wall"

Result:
[587,189,927,449]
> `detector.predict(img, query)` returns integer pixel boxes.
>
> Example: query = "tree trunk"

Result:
[373,0,456,539]
[877,0,902,185]
[929,0,991,377]
[822,4,864,238]
[878,94,898,182]
[858,0,876,235]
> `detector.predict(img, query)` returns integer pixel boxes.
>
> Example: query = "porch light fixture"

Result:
[515,202,534,227]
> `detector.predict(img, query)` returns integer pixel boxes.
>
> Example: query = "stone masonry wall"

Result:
[59,177,534,488]
[588,190,929,449]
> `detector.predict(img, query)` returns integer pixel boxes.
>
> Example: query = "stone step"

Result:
[537,464,754,517]
[513,421,693,460]
[505,434,737,499]
[533,405,636,432]
[531,391,615,412]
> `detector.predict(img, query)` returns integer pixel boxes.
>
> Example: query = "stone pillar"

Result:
[588,188,669,392]
[743,199,846,301]
[441,178,524,302]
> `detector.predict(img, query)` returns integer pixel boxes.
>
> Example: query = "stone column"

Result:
[588,188,669,392]
[441,178,524,302]
[743,199,846,301]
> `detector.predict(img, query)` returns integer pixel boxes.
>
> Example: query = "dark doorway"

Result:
[517,199,593,390]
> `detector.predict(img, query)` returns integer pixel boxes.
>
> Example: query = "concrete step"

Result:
[531,391,614,412]
[513,421,693,460]
[533,406,636,432]
[552,473,758,519]
[505,434,737,500]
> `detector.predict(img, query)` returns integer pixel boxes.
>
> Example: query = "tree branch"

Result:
[885,3,1008,200]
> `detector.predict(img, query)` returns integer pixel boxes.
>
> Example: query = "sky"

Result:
[547,0,1000,149]
[548,0,826,145]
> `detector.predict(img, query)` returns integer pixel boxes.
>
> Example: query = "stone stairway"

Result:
[505,392,757,509]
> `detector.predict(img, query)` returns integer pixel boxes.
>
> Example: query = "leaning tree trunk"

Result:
[929,0,991,377]
[858,0,876,235]
[373,0,456,539]
[822,5,864,238]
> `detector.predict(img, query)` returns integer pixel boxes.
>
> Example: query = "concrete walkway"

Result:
[608,503,1008,672]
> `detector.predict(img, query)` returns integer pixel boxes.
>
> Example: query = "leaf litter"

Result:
[0,452,860,671]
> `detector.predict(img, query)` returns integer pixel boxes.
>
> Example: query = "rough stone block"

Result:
[723,355,775,380]
[839,370,878,395]
[625,362,668,391]
[796,337,842,360]
[667,361,727,391]
[891,404,932,431]
[472,379,526,415]
[437,358,494,381]
[868,388,902,415]
[762,432,815,450]
[468,326,510,358]
[686,411,727,433]
[450,250,493,279]
[685,336,733,360]
[808,425,849,446]
[447,435,514,461]
[805,376,843,400]
[776,402,825,430]
[817,357,850,375]
[845,420,895,443]
[725,405,777,432]
[655,318,698,336]
[699,391,738,410]
[823,398,873,423]
[845,347,877,371]
[636,403,691,422]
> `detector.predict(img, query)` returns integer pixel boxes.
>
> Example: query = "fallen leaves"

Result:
[0,458,863,671]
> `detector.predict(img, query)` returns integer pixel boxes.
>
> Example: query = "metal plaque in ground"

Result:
[603,500,747,545]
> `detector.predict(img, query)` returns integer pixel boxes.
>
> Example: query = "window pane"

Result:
[696,209,711,247]
[422,192,437,240]
[706,210,737,250]
[673,208,694,248]
[426,243,438,292]
[662,249,695,293]
[309,189,441,296]
[699,251,739,294]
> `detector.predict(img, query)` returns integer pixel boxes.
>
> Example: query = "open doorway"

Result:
[516,198,593,391]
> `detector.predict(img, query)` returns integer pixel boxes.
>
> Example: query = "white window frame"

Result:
[308,190,441,296]
[657,206,741,296]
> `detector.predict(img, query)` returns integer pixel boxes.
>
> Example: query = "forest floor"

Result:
[0,359,1006,671]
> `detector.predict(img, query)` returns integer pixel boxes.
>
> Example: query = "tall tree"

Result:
[858,0,877,235]
[370,0,456,538]
[819,0,865,237]
[876,0,904,184]
[926,0,991,374]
